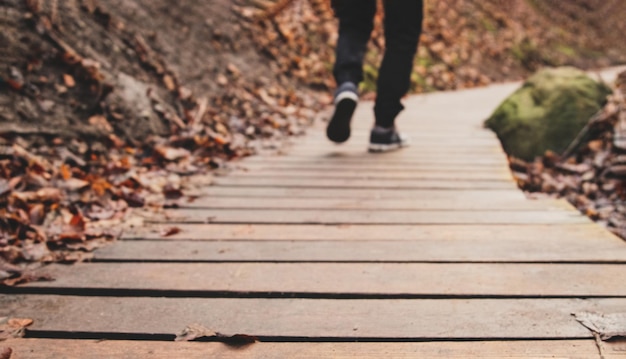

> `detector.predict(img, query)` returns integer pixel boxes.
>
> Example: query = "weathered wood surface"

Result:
[98,238,626,262]
[26,262,626,296]
[124,223,613,241]
[209,177,518,190]
[199,186,527,199]
[2,295,623,338]
[5,72,626,357]
[220,169,515,181]
[3,339,606,359]
[183,196,570,210]
[161,208,587,224]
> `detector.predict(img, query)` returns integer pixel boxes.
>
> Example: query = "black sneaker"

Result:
[368,126,409,153]
[327,82,358,143]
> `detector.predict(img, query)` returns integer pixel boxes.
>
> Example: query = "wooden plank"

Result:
[241,156,508,166]
[30,262,626,296]
[227,162,510,172]
[183,197,572,211]
[2,295,620,338]
[600,339,626,359]
[226,161,511,176]
[304,131,497,139]
[199,186,527,199]
[211,177,517,190]
[123,223,615,241]
[3,339,602,359]
[285,144,504,153]
[96,238,626,263]
[308,134,499,144]
[266,148,507,158]
[160,208,588,225]
[223,169,514,181]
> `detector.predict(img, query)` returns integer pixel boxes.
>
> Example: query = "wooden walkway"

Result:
[3,79,626,358]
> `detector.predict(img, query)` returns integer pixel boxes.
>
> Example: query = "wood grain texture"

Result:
[123,223,615,241]
[199,186,527,199]
[2,295,621,338]
[3,339,602,359]
[97,238,626,263]
[183,196,571,211]
[210,177,517,190]
[30,262,626,296]
[160,208,588,225]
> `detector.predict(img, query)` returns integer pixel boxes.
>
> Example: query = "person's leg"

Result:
[332,0,377,86]
[374,0,424,129]
[327,0,376,143]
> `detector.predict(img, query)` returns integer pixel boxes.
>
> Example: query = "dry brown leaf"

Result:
[163,75,176,91]
[163,184,183,199]
[59,164,72,180]
[175,324,258,346]
[0,347,12,359]
[35,188,62,202]
[28,203,45,225]
[175,324,216,342]
[217,74,228,86]
[7,319,33,328]
[160,226,181,237]
[88,115,113,133]
[155,145,191,161]
[63,74,76,87]
[69,214,86,231]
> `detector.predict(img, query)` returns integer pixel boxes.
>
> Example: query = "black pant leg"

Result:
[375,0,424,128]
[331,0,377,86]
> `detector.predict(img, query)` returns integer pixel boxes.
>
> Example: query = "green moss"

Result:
[555,44,576,57]
[485,67,612,160]
[480,18,498,33]
[360,62,379,93]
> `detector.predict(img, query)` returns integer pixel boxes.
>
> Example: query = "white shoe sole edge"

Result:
[368,136,410,153]
[334,91,359,105]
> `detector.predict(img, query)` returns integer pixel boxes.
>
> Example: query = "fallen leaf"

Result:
[163,75,176,91]
[7,319,33,328]
[35,188,62,203]
[0,317,34,339]
[155,146,191,161]
[574,312,626,341]
[88,115,113,133]
[60,178,90,191]
[174,323,258,346]
[59,164,72,180]
[69,214,86,231]
[28,203,45,225]
[175,324,217,342]
[63,74,76,88]
[226,63,240,76]
[160,226,181,237]
[122,191,145,208]
[0,347,12,359]
[163,184,183,199]
[217,74,228,86]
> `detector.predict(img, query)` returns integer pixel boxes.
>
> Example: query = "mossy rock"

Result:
[485,67,611,161]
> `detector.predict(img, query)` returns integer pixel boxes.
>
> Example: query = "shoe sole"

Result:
[326,94,357,143]
[368,138,410,153]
